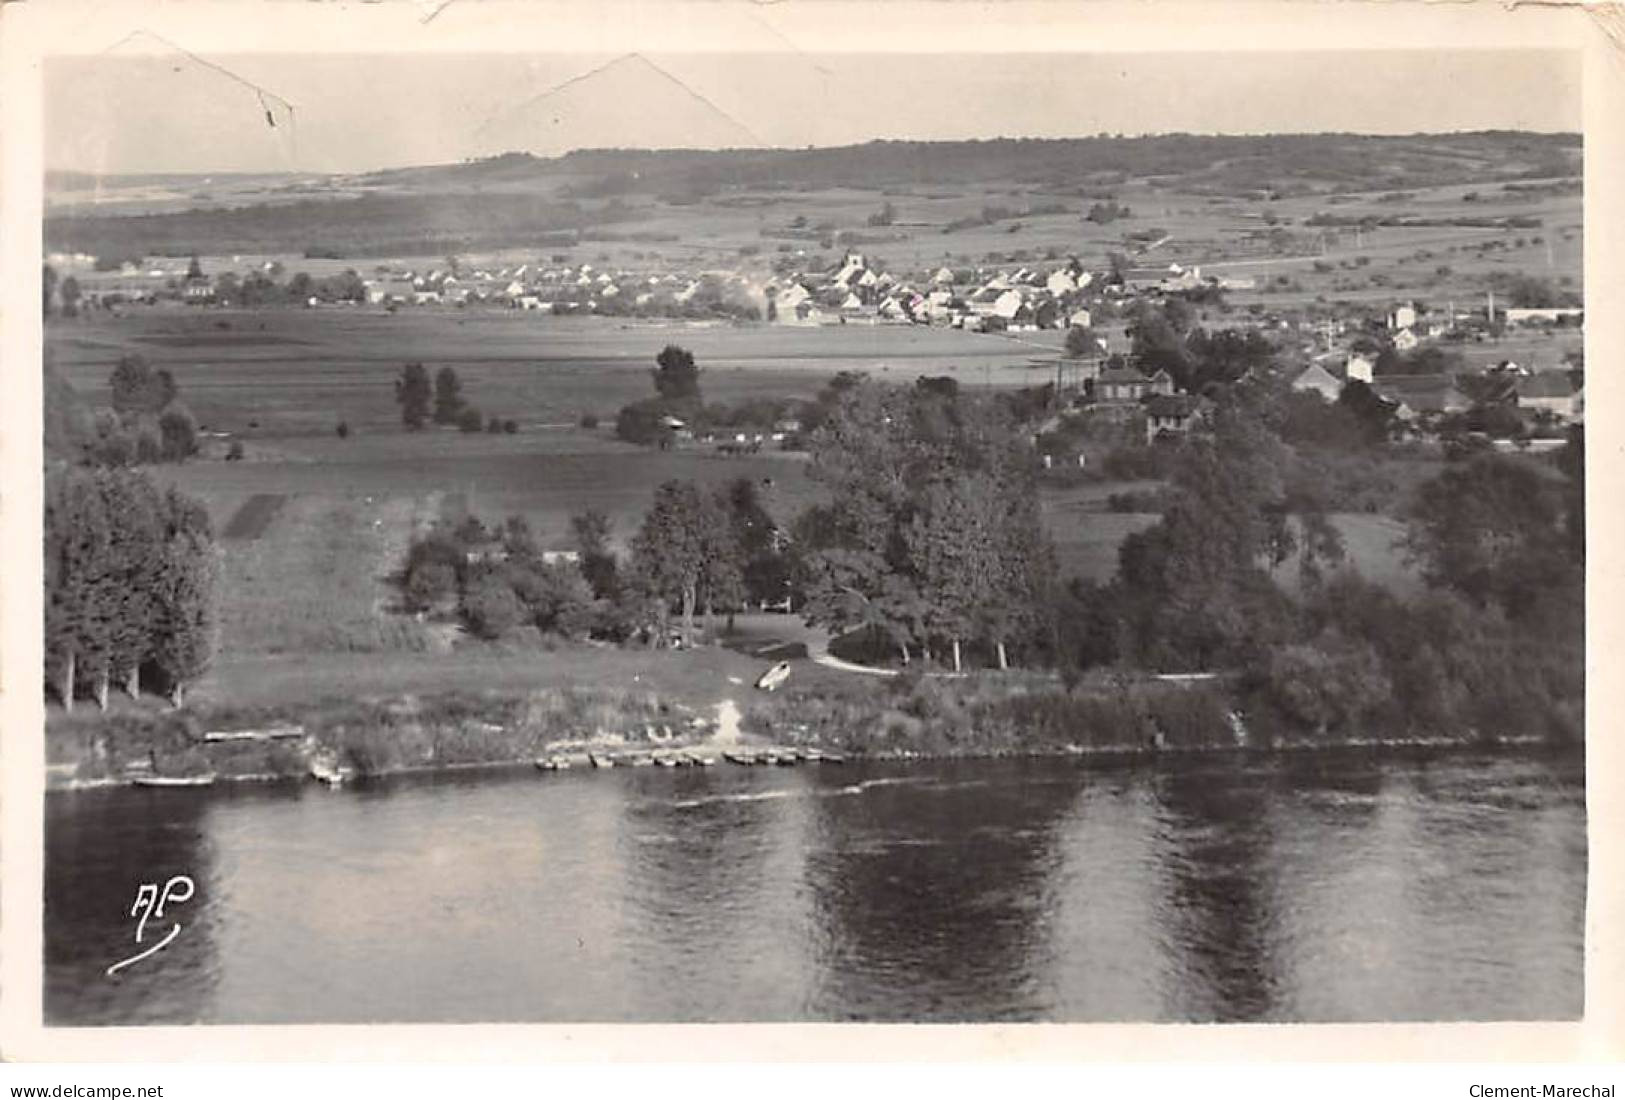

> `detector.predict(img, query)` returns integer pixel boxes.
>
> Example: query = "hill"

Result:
[44,131,1580,260]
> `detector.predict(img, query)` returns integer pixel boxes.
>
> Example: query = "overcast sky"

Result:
[45,49,1581,175]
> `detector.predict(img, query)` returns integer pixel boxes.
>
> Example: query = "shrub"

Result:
[226,440,246,462]
[458,406,484,433]
[336,420,350,439]
[503,419,518,434]
[579,412,599,429]
[461,574,525,640]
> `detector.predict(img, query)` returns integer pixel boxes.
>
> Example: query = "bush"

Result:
[579,412,599,429]
[226,440,246,462]
[461,574,525,640]
[335,420,350,439]
[458,406,484,433]
[503,419,518,434]
[404,560,457,613]
[487,416,502,434]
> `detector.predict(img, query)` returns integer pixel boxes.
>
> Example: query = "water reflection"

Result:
[801,761,1078,1021]
[42,751,1586,1024]
[45,787,220,1025]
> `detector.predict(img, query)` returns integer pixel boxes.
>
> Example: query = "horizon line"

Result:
[43,127,1583,181]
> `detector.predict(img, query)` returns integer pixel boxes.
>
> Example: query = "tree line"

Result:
[395,363,517,434]
[395,476,789,648]
[792,375,1058,672]
[45,468,218,710]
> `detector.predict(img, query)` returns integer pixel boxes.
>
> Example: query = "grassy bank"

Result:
[47,646,1578,789]
[46,684,704,787]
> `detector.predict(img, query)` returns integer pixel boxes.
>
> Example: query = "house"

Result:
[1046,270,1077,295]
[1503,307,1584,326]
[1095,366,1173,403]
[1345,353,1376,384]
[1290,362,1344,401]
[1514,373,1583,420]
[1393,328,1420,351]
[1389,302,1417,331]
[990,288,1024,320]
[1371,374,1472,419]
[182,276,214,303]
[1144,394,1202,443]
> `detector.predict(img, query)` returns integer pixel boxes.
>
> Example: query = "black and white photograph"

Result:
[4,0,1618,1058]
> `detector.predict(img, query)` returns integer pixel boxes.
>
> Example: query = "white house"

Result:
[991,288,1024,320]
[1345,353,1376,384]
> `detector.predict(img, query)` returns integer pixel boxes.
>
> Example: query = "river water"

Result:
[45,749,1585,1024]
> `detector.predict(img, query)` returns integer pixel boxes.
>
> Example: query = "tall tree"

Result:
[396,363,432,429]
[148,490,218,707]
[42,264,58,319]
[570,508,620,600]
[652,345,701,404]
[60,276,82,318]
[630,480,714,646]
[433,366,466,425]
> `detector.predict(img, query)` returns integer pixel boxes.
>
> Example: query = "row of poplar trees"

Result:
[45,467,218,710]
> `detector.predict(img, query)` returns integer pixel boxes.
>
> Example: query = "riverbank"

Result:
[44,660,1577,792]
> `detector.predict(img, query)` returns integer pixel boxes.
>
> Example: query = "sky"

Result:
[45,48,1582,176]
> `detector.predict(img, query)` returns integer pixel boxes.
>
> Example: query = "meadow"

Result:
[48,308,1065,437]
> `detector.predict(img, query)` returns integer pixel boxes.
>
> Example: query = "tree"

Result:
[187,254,204,280]
[336,420,351,439]
[652,344,701,404]
[1064,325,1100,359]
[158,404,199,461]
[396,363,431,429]
[404,560,457,613]
[571,509,620,600]
[96,472,165,700]
[110,355,177,415]
[434,367,466,425]
[458,406,484,432]
[615,398,673,447]
[43,264,58,319]
[461,573,525,640]
[630,480,715,646]
[60,277,81,318]
[1402,454,1571,622]
[148,489,218,707]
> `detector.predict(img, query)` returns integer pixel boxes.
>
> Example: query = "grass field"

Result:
[47,309,1066,438]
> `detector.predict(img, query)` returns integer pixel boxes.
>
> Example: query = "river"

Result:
[44,749,1584,1024]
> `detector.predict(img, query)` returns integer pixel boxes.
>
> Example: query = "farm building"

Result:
[1290,362,1344,401]
[1372,374,1472,419]
[1514,373,1583,420]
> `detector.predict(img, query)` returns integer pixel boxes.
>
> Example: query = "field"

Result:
[48,309,1066,437]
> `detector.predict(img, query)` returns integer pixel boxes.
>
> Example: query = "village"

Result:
[46,231,1585,464]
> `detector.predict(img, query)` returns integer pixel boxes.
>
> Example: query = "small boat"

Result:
[133,774,216,788]
[755,661,792,692]
[817,752,846,765]
[628,754,656,768]
[772,752,798,766]
[588,752,616,769]
[535,757,571,772]
[689,755,717,767]
[723,751,757,766]
[654,754,678,768]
